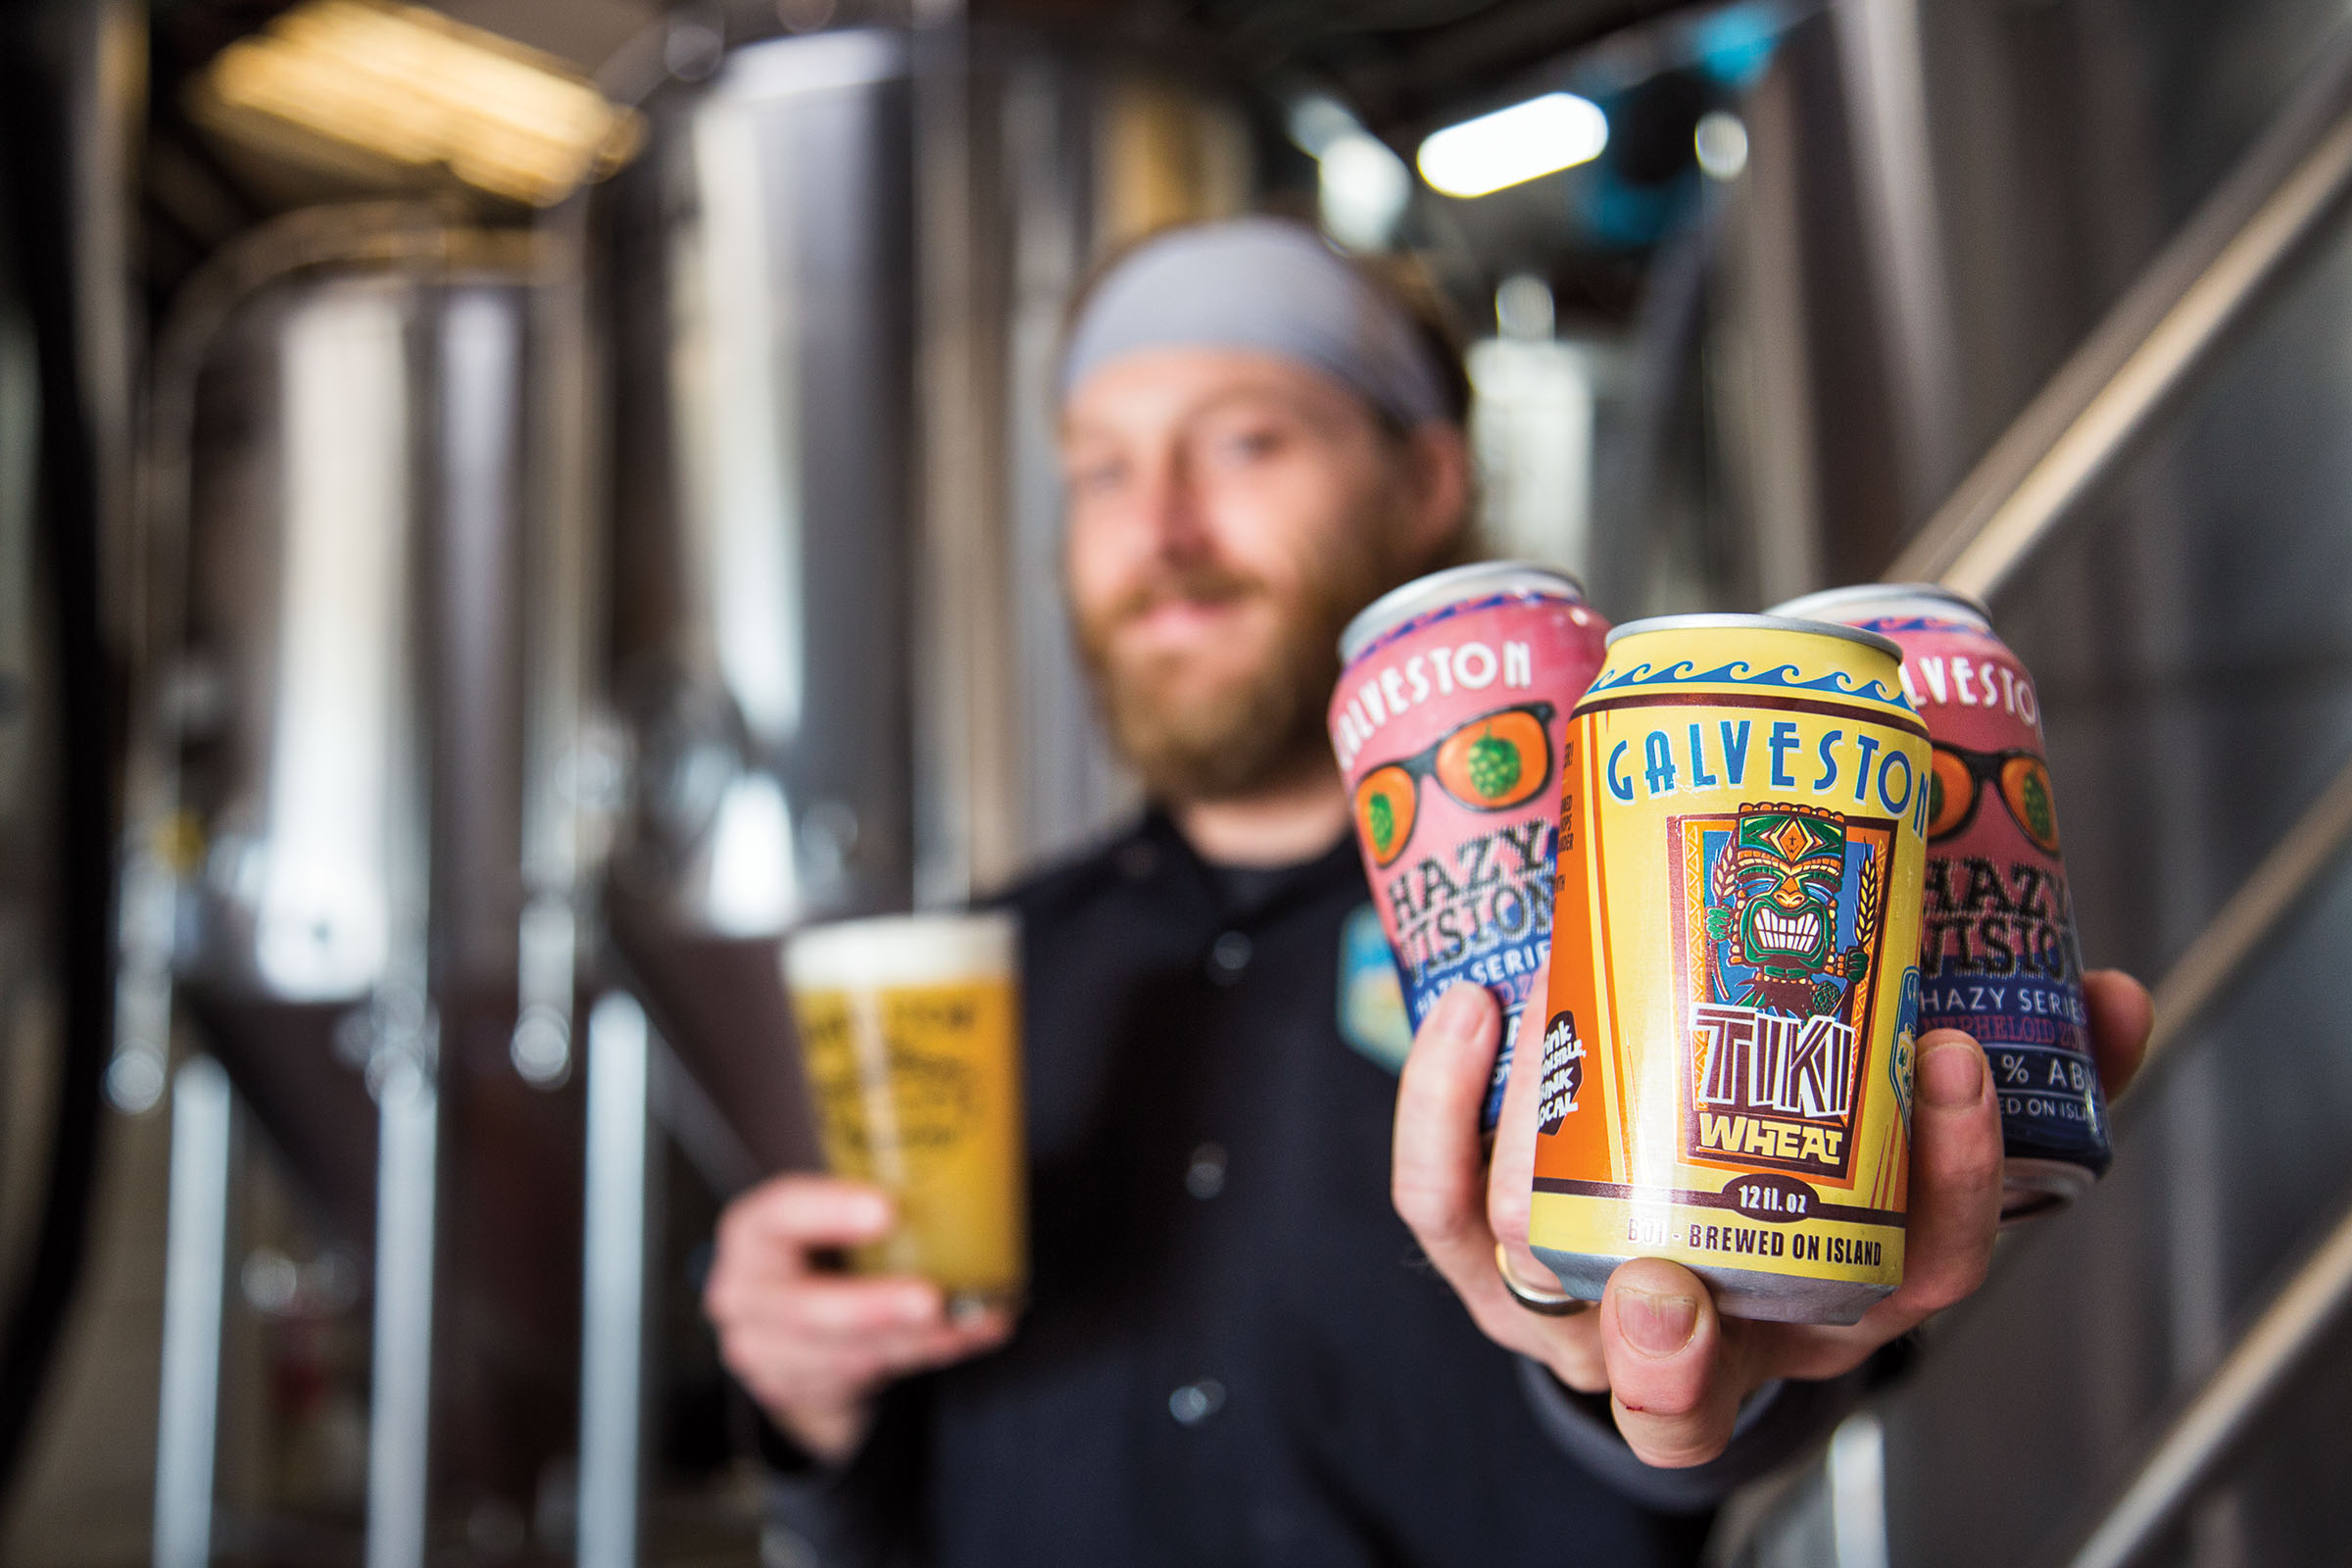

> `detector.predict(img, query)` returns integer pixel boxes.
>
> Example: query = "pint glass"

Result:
[783,911,1026,1312]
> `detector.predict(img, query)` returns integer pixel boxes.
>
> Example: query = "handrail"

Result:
[2032,753,2352,1568]
[2139,752,2352,1077]
[2062,1193,2352,1568]
[2028,750,2352,1568]
[1860,32,2352,1568]
[1886,28,2352,599]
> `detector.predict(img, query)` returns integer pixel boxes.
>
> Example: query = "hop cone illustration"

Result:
[2019,771,2055,843]
[1465,729,1521,801]
[1367,792,1396,856]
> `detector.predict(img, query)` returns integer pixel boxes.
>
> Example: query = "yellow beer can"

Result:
[1527,615,1930,1324]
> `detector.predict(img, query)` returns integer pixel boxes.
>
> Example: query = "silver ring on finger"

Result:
[1495,1243,1592,1317]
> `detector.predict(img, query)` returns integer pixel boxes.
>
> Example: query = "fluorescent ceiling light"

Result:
[1417,92,1608,199]
[194,0,643,207]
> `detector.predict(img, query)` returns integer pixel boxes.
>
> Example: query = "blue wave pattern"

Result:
[1848,614,1976,636]
[1355,589,1582,662]
[1586,658,1915,710]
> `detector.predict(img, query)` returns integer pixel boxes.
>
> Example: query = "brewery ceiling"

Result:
[137,0,1705,307]
[1140,0,1693,138]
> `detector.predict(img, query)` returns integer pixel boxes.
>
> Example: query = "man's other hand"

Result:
[705,1175,1012,1463]
[1392,965,2154,1469]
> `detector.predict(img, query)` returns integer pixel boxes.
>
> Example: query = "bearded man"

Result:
[702,218,2153,1566]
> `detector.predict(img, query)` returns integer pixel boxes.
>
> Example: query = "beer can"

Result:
[1331,563,1610,1131]
[1773,584,2109,1220]
[1529,615,1930,1324]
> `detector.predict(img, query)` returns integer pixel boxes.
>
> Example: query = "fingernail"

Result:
[848,1193,891,1230]
[1919,1038,1984,1108]
[1617,1287,1698,1357]
[1433,982,1486,1037]
[898,1290,937,1324]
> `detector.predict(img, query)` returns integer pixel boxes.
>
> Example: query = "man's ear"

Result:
[1397,421,1475,565]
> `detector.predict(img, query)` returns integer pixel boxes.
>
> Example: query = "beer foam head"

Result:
[783,910,1019,993]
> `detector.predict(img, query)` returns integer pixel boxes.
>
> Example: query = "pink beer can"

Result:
[1331,563,1610,1130]
[1774,583,2110,1218]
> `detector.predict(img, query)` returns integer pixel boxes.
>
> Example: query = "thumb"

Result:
[1598,1256,1743,1468]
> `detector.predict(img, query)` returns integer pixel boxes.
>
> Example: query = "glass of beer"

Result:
[782,911,1025,1314]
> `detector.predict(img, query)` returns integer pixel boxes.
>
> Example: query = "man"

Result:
[704,218,2152,1563]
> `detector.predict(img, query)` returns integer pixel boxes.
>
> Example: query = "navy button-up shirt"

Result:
[766,812,1855,1565]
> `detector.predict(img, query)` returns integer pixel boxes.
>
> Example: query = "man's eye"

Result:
[1210,427,1284,465]
[1067,461,1126,495]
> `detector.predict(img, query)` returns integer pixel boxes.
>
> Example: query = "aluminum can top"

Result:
[1338,560,1586,665]
[1601,612,1902,662]
[1770,582,1991,632]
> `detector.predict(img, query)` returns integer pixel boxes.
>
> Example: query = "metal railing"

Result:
[1848,24,2352,1568]
[1886,28,2352,601]
[2061,1196,2352,1568]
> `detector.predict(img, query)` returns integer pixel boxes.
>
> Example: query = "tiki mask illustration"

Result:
[1704,805,1869,1016]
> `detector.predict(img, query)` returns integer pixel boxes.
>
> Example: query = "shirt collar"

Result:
[1137,808,1363,924]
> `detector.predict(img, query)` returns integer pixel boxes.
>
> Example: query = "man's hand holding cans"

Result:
[1391,960,2151,1469]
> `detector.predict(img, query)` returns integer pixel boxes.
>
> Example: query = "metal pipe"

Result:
[2141,751,2352,1071]
[1834,0,1964,513]
[151,1056,233,1568]
[365,1023,439,1568]
[1828,1410,1889,1568]
[1885,31,2352,598]
[2062,1195,2352,1568]
[578,994,651,1568]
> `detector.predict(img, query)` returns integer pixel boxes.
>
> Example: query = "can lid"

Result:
[1603,612,1904,662]
[1338,561,1587,665]
[1769,581,1991,629]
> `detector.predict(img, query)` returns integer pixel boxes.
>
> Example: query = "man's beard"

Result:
[1074,553,1398,803]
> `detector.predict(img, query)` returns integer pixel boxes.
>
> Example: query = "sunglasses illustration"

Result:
[1927,742,2061,856]
[1352,702,1556,868]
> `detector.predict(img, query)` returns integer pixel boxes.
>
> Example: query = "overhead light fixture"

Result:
[1416,92,1609,200]
[1287,94,1358,159]
[1319,132,1412,251]
[193,0,644,208]
[1288,93,1412,252]
[1694,110,1749,181]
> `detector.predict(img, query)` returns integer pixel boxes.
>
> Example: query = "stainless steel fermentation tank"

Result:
[124,215,596,1562]
[598,24,1266,1183]
[125,27,1271,1561]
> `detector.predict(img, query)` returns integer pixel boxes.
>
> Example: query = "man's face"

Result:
[1060,349,1448,802]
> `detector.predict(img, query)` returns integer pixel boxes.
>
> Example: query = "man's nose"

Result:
[1139,450,1213,562]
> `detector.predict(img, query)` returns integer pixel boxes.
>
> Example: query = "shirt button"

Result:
[1168,1378,1226,1426]
[1185,1143,1226,1200]
[1206,930,1251,984]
